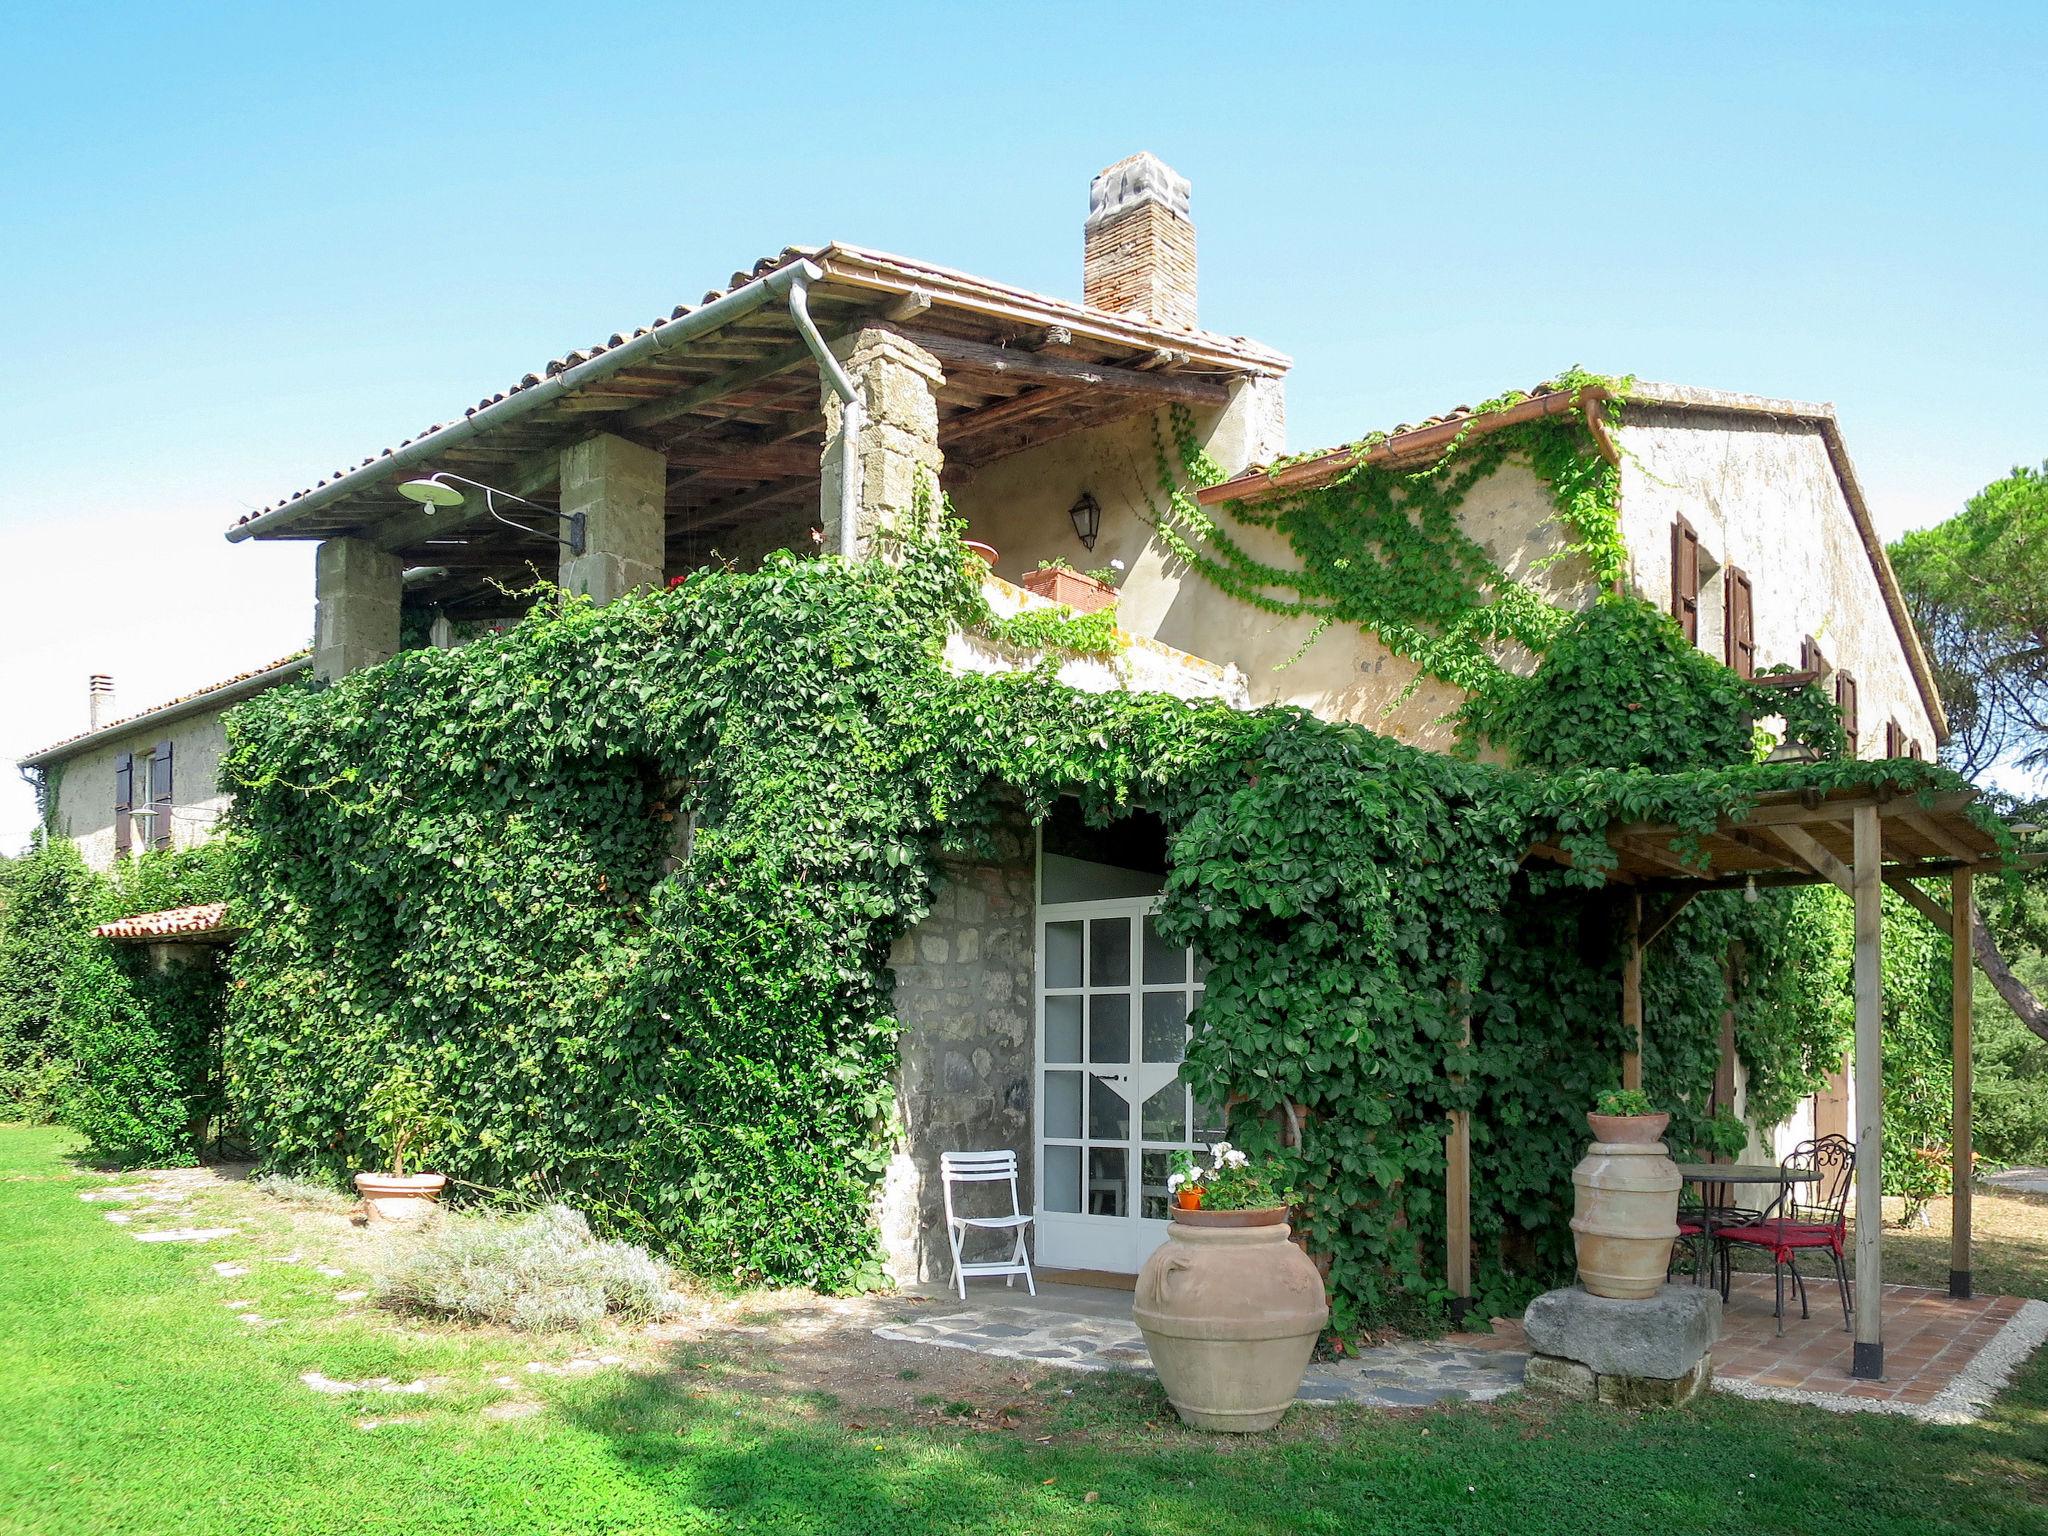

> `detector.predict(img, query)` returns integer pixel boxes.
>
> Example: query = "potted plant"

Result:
[1019,558,1122,616]
[1134,1142,1329,1432]
[353,1064,452,1222]
[1570,1089,1681,1299]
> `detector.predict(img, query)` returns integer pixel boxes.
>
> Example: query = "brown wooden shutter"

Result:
[1836,671,1859,752]
[1724,566,1755,678]
[1908,739,1924,760]
[1671,517,1701,643]
[149,739,174,850]
[1800,635,1825,677]
[1885,720,1905,758]
[113,751,133,859]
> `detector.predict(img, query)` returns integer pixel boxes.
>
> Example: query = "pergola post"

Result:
[1951,868,1975,1299]
[1621,892,1644,1091]
[1851,803,1885,1380]
[1445,1009,1473,1325]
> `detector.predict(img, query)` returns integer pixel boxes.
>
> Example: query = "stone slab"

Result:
[1523,1283,1720,1380]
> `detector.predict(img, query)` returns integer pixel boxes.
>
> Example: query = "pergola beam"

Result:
[1762,823,1856,897]
[1882,874,1954,935]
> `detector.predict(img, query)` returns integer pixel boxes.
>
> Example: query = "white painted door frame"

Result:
[1032,893,1211,1273]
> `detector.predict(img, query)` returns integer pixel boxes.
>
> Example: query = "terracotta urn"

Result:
[1570,1116,1680,1299]
[1020,565,1118,615]
[354,1171,447,1222]
[962,540,999,568]
[1133,1207,1329,1432]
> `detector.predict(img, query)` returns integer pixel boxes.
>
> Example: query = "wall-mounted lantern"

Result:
[1068,492,1102,551]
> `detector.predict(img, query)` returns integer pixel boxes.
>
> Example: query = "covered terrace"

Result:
[224,244,1286,659]
[1444,782,2011,1381]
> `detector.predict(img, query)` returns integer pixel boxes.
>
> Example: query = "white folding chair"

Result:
[940,1150,1036,1300]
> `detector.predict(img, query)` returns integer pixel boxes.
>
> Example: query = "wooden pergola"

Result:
[1445,784,2005,1380]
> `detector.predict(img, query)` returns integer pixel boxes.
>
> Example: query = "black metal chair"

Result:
[1714,1135,1855,1333]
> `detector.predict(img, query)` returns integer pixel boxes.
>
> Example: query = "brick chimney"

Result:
[1083,152,1196,330]
[88,673,115,730]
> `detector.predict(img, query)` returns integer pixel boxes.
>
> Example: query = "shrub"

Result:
[0,838,231,1162]
[378,1205,685,1332]
[0,839,99,1113]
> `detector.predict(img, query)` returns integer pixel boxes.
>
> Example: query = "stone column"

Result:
[559,432,667,605]
[312,537,402,683]
[820,329,946,557]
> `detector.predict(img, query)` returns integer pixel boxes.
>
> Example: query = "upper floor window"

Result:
[1671,517,1702,644]
[1836,672,1859,754]
[112,739,173,857]
[1723,566,1756,679]
[1800,635,1827,678]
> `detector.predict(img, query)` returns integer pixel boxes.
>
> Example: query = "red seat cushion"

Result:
[1716,1217,1842,1256]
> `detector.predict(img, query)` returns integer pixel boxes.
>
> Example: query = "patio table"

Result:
[1672,1163,1821,1296]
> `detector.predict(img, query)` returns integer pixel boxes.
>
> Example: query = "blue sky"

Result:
[3,2,2043,849]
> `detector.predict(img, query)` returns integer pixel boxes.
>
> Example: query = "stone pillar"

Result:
[312,537,402,683]
[820,329,946,557]
[559,432,667,605]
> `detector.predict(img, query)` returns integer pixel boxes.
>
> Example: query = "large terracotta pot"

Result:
[354,1171,447,1222]
[1133,1207,1329,1432]
[1570,1122,1680,1299]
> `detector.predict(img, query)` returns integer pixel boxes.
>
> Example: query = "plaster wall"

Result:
[46,706,235,874]
[1616,405,1938,756]
[952,391,1590,749]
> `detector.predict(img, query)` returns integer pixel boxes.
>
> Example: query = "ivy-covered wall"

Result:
[213,514,1978,1326]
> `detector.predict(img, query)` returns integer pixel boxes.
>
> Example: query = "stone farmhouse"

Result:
[19,152,1947,1284]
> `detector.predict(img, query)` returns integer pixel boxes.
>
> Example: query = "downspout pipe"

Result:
[226,259,828,543]
[786,268,864,557]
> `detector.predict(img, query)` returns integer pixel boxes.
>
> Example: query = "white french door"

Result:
[1034,897,1218,1272]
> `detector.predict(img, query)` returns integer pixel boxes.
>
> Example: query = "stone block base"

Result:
[1525,1352,1713,1407]
[1521,1282,1720,1410]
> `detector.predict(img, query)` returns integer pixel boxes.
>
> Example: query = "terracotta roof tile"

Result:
[18,652,308,766]
[93,903,238,942]
[230,242,1290,536]
[229,250,821,528]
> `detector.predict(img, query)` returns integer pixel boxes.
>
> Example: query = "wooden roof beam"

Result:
[891,327,1231,406]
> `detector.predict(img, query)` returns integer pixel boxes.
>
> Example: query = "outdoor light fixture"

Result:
[397,473,586,557]
[1068,491,1102,551]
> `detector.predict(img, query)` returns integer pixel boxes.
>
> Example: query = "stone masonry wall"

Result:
[877,816,1037,1285]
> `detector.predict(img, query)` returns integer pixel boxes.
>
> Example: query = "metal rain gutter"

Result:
[226,259,827,543]
[785,267,863,557]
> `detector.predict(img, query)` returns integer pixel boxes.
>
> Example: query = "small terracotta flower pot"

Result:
[354,1171,447,1222]
[1176,1187,1205,1211]
[1586,1112,1670,1145]
[1020,566,1117,615]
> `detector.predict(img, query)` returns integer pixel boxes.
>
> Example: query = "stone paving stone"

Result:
[871,1283,2046,1420]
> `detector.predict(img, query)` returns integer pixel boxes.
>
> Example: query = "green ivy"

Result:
[215,517,1980,1325]
[0,838,231,1162]
[1150,373,1629,704]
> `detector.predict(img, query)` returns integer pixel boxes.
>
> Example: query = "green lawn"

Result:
[2,1122,2045,1535]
